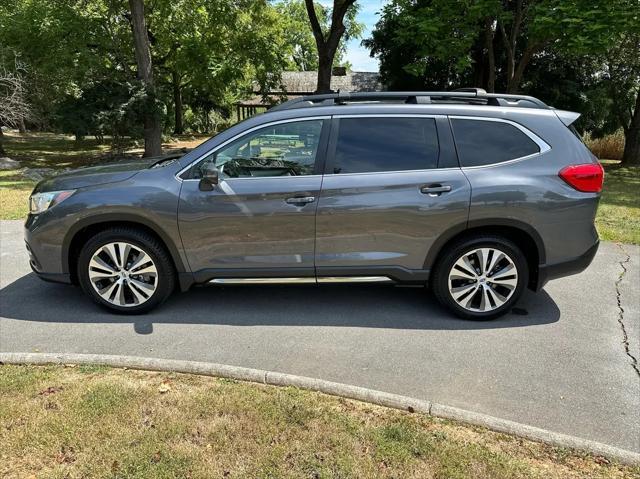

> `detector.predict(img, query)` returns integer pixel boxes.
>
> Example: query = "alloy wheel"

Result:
[88,242,158,307]
[447,247,518,313]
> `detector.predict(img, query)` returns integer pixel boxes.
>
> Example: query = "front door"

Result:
[178,118,329,278]
[315,115,471,281]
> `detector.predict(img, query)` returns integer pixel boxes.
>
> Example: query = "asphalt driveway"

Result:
[1,219,639,453]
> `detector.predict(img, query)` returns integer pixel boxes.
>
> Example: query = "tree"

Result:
[276,0,358,72]
[364,0,494,90]
[128,0,162,157]
[624,90,640,164]
[0,52,30,156]
[366,0,633,94]
[148,0,293,134]
[604,34,640,164]
[304,0,359,93]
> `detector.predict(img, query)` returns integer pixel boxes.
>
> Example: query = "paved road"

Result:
[1,219,639,452]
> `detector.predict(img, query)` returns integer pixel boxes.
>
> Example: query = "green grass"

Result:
[597,161,640,244]
[0,132,211,220]
[0,131,122,220]
[1,364,637,479]
[0,133,638,245]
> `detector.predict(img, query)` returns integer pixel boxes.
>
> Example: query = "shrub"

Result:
[583,130,625,160]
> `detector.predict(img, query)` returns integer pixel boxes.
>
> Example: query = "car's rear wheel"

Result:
[78,228,175,314]
[432,235,528,320]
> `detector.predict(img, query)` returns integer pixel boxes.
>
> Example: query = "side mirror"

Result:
[198,165,219,191]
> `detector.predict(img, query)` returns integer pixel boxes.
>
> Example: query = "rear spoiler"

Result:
[554,109,581,126]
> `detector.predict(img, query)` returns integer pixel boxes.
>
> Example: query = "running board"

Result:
[209,276,393,285]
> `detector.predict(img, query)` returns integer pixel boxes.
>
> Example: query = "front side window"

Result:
[332,117,439,174]
[451,119,540,167]
[194,120,324,179]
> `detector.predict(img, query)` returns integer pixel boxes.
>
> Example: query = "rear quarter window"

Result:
[451,118,540,167]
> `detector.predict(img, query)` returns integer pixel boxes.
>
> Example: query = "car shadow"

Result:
[0,273,560,334]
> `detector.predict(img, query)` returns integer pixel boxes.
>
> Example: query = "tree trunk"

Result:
[622,89,640,165]
[316,53,333,93]
[0,127,6,156]
[304,0,356,94]
[18,118,26,133]
[129,0,162,157]
[172,70,184,135]
[484,17,495,93]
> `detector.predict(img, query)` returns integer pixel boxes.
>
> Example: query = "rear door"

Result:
[178,117,329,278]
[315,115,471,281]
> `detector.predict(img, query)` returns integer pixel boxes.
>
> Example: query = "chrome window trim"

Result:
[176,116,331,181]
[449,115,551,170]
[317,168,456,177]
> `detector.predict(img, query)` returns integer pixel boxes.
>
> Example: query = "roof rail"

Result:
[269,90,549,111]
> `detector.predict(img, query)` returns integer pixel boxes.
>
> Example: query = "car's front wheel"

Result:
[78,228,175,314]
[432,235,529,320]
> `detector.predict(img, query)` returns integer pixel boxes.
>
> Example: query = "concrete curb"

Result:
[2,352,638,466]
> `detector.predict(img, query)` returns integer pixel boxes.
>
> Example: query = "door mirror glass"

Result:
[199,164,219,191]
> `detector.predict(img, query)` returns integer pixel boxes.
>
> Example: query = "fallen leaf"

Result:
[55,445,76,464]
[39,386,63,396]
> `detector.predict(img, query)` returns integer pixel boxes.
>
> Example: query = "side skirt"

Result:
[184,266,431,289]
[209,276,393,285]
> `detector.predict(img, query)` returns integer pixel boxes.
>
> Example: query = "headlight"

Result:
[29,190,75,215]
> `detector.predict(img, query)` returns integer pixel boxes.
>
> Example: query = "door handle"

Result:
[285,196,316,205]
[420,184,452,196]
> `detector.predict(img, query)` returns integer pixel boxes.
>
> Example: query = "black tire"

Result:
[77,227,175,314]
[431,235,529,320]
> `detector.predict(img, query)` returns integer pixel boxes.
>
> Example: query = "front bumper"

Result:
[30,265,72,284]
[536,240,599,290]
[25,215,70,284]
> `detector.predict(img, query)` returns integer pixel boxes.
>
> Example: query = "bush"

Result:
[584,130,625,160]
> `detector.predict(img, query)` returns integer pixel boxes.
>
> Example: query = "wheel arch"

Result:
[425,219,546,290]
[63,214,188,286]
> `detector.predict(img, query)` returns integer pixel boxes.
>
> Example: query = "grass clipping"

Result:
[1,365,638,478]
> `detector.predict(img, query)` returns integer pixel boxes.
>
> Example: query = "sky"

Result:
[319,0,385,72]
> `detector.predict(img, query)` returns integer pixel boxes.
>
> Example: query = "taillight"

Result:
[558,163,604,193]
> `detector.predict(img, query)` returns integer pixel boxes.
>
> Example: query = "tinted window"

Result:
[194,120,323,179]
[451,119,540,167]
[332,117,439,174]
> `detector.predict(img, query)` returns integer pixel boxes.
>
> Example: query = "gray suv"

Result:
[24,90,603,319]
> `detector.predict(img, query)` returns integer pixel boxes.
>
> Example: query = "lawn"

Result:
[1,364,637,479]
[596,161,640,244]
[0,131,207,219]
[0,132,638,244]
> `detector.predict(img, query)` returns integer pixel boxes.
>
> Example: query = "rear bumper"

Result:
[536,240,599,290]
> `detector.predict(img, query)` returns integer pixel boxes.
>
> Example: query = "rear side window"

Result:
[332,117,439,174]
[451,119,540,167]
